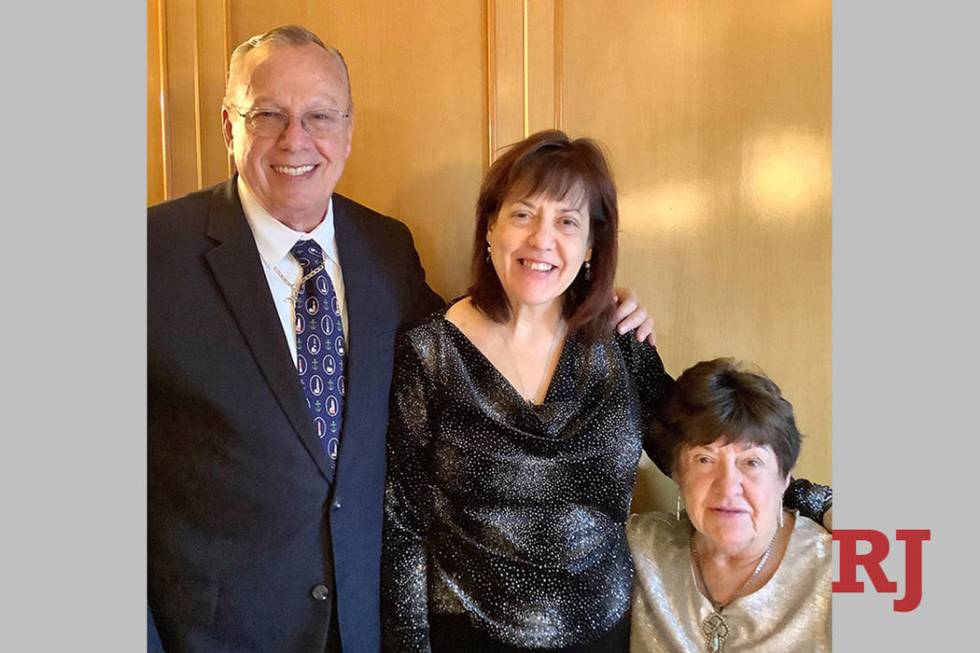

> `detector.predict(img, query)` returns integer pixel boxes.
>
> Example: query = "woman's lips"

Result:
[709,507,750,517]
[518,258,557,272]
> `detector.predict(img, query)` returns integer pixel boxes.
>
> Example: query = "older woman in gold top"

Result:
[627,359,831,653]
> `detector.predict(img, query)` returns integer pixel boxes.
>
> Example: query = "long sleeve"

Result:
[784,477,833,526]
[382,334,435,653]
[616,332,675,475]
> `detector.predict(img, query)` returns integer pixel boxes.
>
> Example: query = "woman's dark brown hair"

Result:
[659,358,803,478]
[468,130,619,343]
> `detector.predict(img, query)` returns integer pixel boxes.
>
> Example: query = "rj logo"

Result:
[833,529,930,612]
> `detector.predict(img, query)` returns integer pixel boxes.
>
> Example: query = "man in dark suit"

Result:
[149,25,653,652]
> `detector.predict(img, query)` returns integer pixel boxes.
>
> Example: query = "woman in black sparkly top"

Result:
[381,130,828,653]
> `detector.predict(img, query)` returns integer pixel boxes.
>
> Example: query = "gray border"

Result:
[834,0,978,646]
[1,2,146,650]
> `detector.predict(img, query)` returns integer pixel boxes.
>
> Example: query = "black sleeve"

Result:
[616,332,676,475]
[784,477,833,526]
[381,333,435,653]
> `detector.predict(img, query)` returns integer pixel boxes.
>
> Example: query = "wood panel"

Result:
[489,0,558,151]
[161,0,202,197]
[491,0,526,155]
[153,0,230,200]
[195,0,231,188]
[526,0,557,135]
[561,0,832,510]
[147,0,165,205]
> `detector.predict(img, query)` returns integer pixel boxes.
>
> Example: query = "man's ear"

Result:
[221,107,234,153]
[344,115,353,159]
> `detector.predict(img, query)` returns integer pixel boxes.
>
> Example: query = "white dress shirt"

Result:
[238,177,348,365]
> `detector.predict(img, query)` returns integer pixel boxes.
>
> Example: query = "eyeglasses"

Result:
[230,105,351,138]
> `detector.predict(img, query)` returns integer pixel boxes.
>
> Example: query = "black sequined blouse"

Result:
[381,308,672,651]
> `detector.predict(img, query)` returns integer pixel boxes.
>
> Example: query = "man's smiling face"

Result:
[222,43,353,231]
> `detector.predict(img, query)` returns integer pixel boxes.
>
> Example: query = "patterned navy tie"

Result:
[290,240,346,472]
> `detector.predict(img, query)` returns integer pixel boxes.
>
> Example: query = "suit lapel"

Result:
[334,197,379,360]
[203,180,333,481]
[332,197,396,487]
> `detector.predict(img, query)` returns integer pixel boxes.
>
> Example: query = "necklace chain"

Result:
[272,260,325,306]
[497,317,565,405]
[690,518,782,653]
[691,523,779,609]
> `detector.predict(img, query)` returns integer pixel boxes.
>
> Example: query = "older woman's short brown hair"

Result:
[468,130,619,343]
[659,358,803,478]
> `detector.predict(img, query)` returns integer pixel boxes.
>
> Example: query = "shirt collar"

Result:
[237,176,336,266]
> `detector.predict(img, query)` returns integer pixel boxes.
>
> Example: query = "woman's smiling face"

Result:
[677,437,791,555]
[487,189,592,313]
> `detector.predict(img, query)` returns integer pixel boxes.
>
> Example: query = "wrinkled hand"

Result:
[611,287,656,345]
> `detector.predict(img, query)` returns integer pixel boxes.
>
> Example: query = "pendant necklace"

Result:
[690,525,779,653]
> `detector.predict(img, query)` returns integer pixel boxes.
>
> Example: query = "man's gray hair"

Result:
[224,25,353,110]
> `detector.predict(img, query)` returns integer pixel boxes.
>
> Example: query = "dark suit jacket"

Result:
[148,178,443,652]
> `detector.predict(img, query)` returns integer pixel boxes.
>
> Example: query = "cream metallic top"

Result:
[627,511,832,653]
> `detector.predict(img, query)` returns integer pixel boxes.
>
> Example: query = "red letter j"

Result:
[893,529,930,612]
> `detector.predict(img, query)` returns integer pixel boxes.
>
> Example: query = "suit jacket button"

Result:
[333,499,341,510]
[311,584,331,601]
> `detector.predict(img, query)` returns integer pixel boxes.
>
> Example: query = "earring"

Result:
[675,493,683,521]
[486,244,491,263]
[584,260,592,281]
[778,509,784,529]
